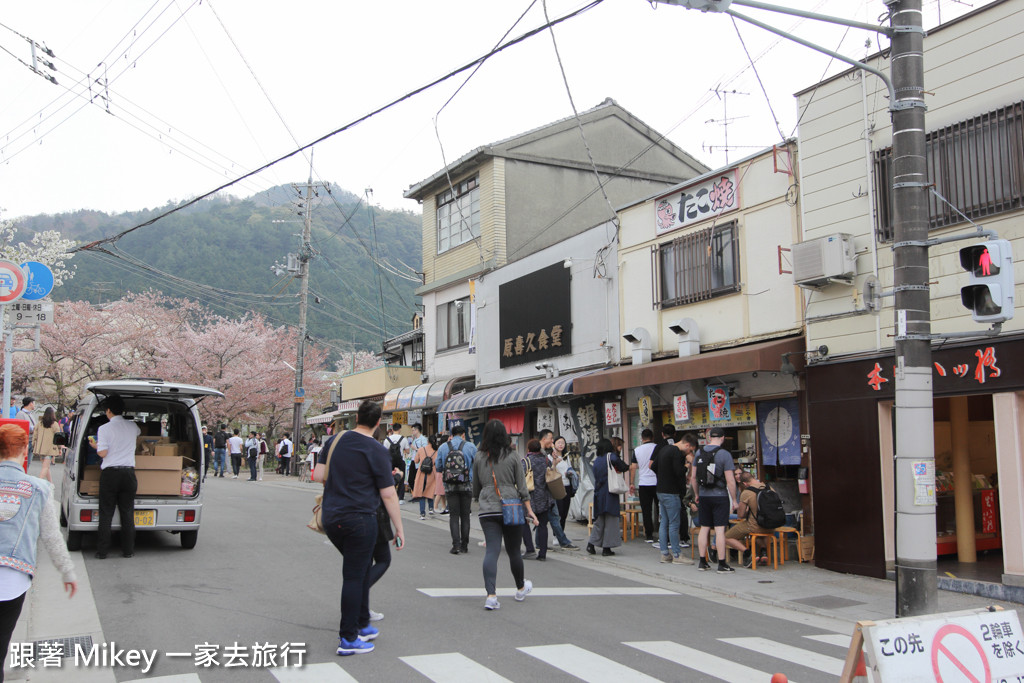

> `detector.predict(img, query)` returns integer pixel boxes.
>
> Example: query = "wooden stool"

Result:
[748,532,778,570]
[774,526,803,564]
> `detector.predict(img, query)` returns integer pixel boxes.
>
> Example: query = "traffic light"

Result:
[959,239,1015,323]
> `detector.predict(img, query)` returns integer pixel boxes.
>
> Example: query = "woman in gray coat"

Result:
[587,438,630,556]
[472,420,539,611]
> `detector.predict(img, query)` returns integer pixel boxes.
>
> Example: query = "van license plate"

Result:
[135,510,155,527]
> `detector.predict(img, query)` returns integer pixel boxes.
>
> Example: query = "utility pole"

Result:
[888,0,936,617]
[289,167,327,474]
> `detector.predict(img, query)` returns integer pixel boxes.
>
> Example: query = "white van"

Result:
[60,379,223,551]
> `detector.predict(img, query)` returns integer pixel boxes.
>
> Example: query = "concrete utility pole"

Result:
[888,0,936,617]
[290,170,327,473]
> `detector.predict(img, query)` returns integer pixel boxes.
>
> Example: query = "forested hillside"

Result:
[12,185,423,359]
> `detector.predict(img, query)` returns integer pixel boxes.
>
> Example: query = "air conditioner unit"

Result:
[792,233,857,288]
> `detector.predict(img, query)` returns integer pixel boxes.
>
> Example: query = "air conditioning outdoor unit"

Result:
[792,233,857,288]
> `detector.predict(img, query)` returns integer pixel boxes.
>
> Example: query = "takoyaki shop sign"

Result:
[655,169,740,235]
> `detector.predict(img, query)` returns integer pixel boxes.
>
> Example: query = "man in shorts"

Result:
[691,426,738,573]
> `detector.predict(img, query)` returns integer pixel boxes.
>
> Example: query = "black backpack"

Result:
[442,441,470,490]
[754,485,787,529]
[280,440,290,456]
[419,452,434,474]
[214,431,228,449]
[388,436,404,470]
[247,444,258,459]
[694,445,723,488]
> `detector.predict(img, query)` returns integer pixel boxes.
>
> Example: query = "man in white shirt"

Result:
[227,429,244,479]
[95,395,141,559]
[630,429,658,543]
[277,433,293,476]
[14,397,36,462]
[383,424,407,504]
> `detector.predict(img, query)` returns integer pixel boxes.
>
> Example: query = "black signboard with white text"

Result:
[498,262,571,368]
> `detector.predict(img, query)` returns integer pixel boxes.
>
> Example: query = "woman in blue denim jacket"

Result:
[0,425,77,676]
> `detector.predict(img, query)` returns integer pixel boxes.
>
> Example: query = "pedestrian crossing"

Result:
[125,633,859,683]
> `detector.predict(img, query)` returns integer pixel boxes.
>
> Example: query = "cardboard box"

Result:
[83,466,101,481]
[152,444,180,459]
[136,469,182,496]
[80,480,100,495]
[800,535,815,562]
[177,442,197,465]
[136,455,182,471]
[136,436,164,455]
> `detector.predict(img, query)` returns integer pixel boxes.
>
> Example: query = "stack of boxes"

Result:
[79,435,197,496]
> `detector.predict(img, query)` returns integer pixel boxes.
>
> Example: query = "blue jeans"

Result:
[418,497,434,515]
[324,512,377,642]
[658,493,682,557]
[547,503,572,546]
[213,448,226,475]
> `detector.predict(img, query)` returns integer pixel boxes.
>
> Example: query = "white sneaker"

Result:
[484,596,500,610]
[419,514,425,520]
[399,500,405,505]
[232,475,238,479]
[369,609,383,622]
[515,579,533,602]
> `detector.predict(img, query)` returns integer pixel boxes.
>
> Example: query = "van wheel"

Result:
[180,530,198,549]
[66,530,83,551]
[60,506,68,528]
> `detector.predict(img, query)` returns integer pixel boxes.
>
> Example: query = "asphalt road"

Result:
[78,476,852,682]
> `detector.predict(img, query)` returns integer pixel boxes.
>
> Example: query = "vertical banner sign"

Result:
[557,408,577,443]
[707,385,731,421]
[673,394,689,422]
[536,407,555,433]
[604,401,621,426]
[981,489,998,533]
[568,398,602,468]
[638,396,653,426]
[468,279,477,355]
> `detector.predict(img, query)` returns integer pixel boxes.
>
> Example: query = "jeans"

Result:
[230,454,242,476]
[639,485,658,541]
[247,456,258,481]
[97,467,137,557]
[658,492,682,557]
[521,523,535,553]
[447,491,472,550]
[0,592,27,679]
[533,510,550,558]
[214,448,226,476]
[325,512,377,642]
[418,496,434,515]
[547,503,572,546]
[480,516,525,596]
[366,538,391,590]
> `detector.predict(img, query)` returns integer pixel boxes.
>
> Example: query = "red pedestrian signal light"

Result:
[959,239,1014,324]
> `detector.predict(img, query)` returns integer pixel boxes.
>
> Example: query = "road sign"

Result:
[295,387,305,398]
[0,260,27,303]
[10,302,54,325]
[19,261,54,301]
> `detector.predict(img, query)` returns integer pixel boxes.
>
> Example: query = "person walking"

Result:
[630,429,658,544]
[587,438,630,557]
[257,433,268,481]
[433,432,449,516]
[411,434,438,519]
[539,431,577,550]
[551,436,576,528]
[201,426,214,482]
[31,407,62,476]
[471,419,537,610]
[94,396,141,559]
[436,425,476,554]
[244,432,260,482]
[227,429,244,479]
[692,426,739,573]
[313,401,404,656]
[383,424,406,503]
[277,433,293,476]
[0,425,78,674]
[14,398,36,465]
[213,425,229,478]
[525,440,555,561]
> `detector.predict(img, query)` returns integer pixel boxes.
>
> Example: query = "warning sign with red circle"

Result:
[0,260,27,304]
[862,608,1024,682]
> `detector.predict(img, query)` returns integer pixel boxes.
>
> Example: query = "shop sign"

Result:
[707,385,731,421]
[655,169,739,235]
[866,345,1004,393]
[537,407,555,433]
[557,408,577,442]
[677,402,756,429]
[499,262,571,368]
[673,394,689,422]
[567,399,602,463]
[407,410,423,425]
[391,411,407,426]
[912,460,936,506]
[604,401,621,426]
[638,396,653,426]
[981,489,998,533]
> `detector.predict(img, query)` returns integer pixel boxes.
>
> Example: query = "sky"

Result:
[0,0,978,223]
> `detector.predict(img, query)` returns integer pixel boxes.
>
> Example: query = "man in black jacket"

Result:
[651,428,693,565]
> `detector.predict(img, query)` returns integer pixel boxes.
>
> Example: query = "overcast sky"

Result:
[0,0,975,223]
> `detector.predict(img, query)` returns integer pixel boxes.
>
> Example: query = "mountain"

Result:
[12,185,423,359]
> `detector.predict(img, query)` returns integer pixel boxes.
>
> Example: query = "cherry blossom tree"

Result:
[0,214,76,287]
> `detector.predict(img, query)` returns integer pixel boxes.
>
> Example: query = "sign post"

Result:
[0,259,29,421]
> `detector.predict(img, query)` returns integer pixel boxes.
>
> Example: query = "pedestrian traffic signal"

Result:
[959,239,1015,323]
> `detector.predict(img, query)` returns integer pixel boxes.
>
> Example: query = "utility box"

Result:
[792,233,857,288]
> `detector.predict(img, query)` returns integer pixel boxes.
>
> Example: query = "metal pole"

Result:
[889,0,937,617]
[291,172,313,475]
[1,304,11,417]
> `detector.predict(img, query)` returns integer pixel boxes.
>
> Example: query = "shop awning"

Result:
[306,401,362,425]
[382,377,472,413]
[437,370,599,413]
[572,337,805,394]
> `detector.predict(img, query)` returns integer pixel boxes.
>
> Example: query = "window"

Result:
[436,176,480,254]
[652,222,740,308]
[874,100,1024,241]
[437,297,471,351]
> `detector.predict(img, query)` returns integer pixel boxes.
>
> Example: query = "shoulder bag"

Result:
[492,461,525,526]
[307,436,341,534]
[545,464,567,500]
[521,457,535,492]
[606,453,629,495]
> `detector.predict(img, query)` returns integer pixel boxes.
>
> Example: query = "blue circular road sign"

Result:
[19,261,54,301]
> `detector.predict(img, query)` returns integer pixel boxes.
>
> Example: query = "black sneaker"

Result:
[698,559,711,571]
[717,563,735,573]
[708,547,719,564]
[742,550,752,568]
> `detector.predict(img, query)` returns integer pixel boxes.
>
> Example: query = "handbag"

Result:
[545,466,567,500]
[492,465,525,526]
[377,503,394,542]
[307,435,341,534]
[521,458,535,492]
[606,453,628,495]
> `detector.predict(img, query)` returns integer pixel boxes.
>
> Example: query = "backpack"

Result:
[247,443,258,459]
[419,451,434,475]
[754,485,787,529]
[280,441,290,456]
[442,441,470,489]
[694,445,723,488]
[387,436,403,469]
[214,431,228,449]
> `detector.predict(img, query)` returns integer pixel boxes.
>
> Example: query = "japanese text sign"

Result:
[673,394,689,422]
[655,169,740,235]
[604,401,621,426]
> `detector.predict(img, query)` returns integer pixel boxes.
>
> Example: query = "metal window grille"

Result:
[874,100,1024,242]
[651,222,740,309]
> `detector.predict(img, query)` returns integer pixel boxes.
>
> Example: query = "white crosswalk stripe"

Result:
[720,636,846,676]
[519,644,662,682]
[270,662,358,682]
[418,587,677,598]
[401,652,514,682]
[804,633,854,648]
[625,640,790,683]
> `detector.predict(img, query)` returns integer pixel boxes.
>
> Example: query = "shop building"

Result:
[795,0,1024,595]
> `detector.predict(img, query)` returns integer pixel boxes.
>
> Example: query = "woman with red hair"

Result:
[0,424,77,676]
